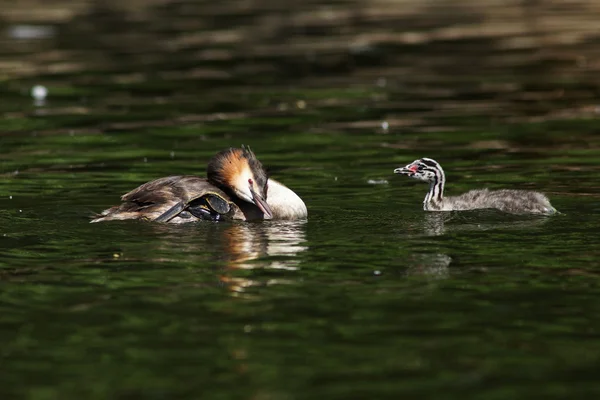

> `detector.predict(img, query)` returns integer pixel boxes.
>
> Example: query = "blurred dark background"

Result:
[1,0,599,130]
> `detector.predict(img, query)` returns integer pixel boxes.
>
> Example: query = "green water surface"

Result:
[1,1,600,399]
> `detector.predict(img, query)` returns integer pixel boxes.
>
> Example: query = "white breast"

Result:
[266,179,308,220]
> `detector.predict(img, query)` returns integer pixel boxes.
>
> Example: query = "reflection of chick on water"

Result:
[421,210,552,237]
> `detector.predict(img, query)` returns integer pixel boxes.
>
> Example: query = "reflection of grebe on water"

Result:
[217,221,309,293]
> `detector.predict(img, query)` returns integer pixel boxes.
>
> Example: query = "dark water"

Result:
[2,1,600,398]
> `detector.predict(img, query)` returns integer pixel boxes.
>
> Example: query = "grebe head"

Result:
[394,158,441,183]
[207,146,273,219]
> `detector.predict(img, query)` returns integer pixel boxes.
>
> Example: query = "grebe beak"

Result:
[249,187,273,220]
[394,164,417,176]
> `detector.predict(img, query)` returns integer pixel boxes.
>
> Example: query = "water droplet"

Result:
[9,24,56,40]
[367,179,388,185]
[31,85,47,100]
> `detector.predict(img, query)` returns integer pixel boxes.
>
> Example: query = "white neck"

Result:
[267,178,308,219]
[424,167,446,211]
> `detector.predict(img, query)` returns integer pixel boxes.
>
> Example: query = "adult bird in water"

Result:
[91,146,308,223]
[394,158,557,215]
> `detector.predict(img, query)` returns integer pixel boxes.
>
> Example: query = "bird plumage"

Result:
[394,158,557,215]
[92,147,307,223]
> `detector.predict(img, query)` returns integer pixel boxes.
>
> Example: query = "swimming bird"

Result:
[91,146,307,223]
[394,158,557,215]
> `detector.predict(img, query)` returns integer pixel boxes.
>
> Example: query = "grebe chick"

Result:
[92,147,307,223]
[394,158,557,215]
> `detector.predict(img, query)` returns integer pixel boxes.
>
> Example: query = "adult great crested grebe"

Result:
[91,146,308,223]
[394,158,557,215]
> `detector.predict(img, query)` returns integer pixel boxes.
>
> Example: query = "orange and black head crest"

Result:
[207,147,241,188]
[240,145,268,192]
[207,146,273,218]
[207,147,269,195]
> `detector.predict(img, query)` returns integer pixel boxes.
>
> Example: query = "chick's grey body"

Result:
[425,188,555,214]
[395,158,557,215]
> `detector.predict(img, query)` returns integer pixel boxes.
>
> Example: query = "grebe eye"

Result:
[248,178,253,185]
